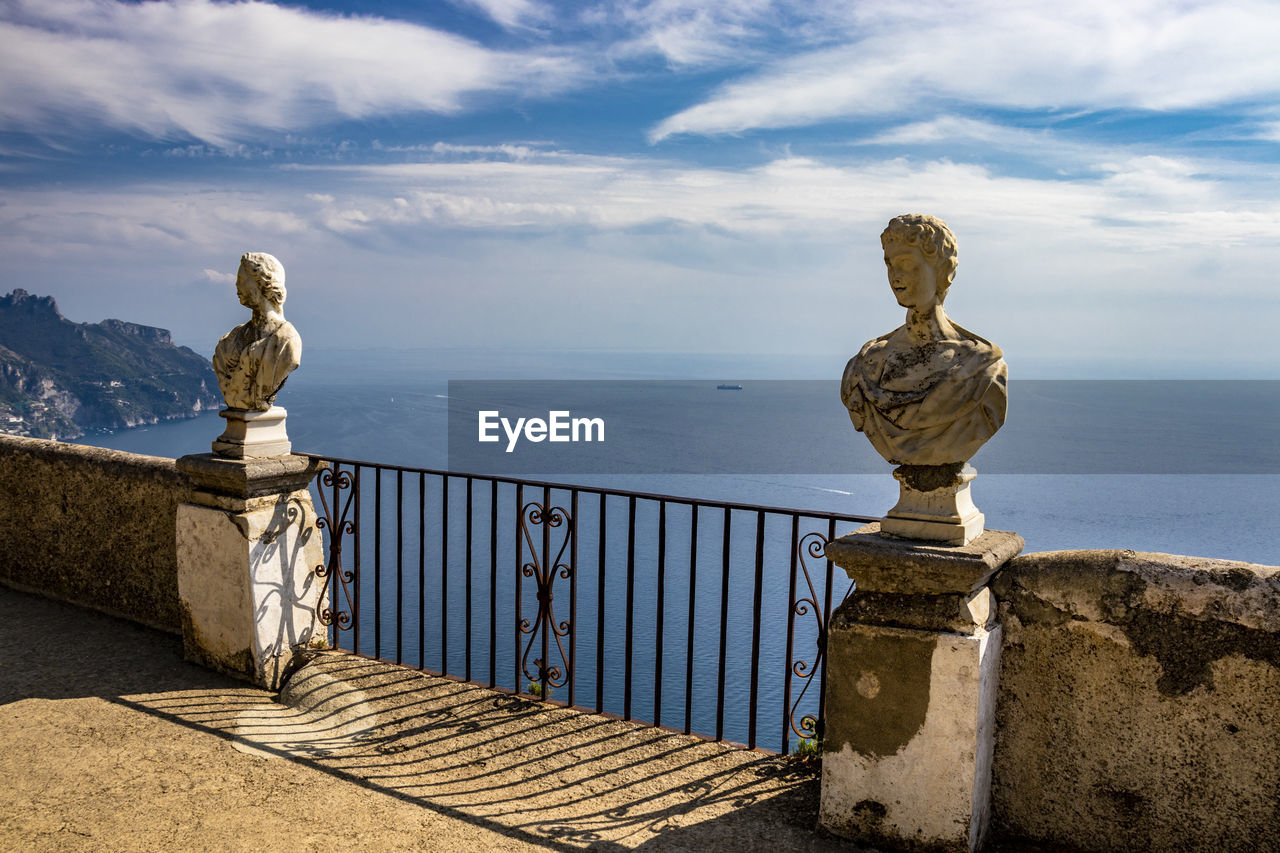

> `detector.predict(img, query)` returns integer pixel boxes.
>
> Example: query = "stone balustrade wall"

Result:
[2,435,1278,850]
[990,549,1280,850]
[0,434,187,633]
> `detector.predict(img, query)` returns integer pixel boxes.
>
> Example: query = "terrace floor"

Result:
[0,586,853,852]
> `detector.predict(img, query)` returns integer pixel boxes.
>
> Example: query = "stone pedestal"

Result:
[213,406,291,459]
[819,522,1023,853]
[176,452,327,690]
[881,463,984,546]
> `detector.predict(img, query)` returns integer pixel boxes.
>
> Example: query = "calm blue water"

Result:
[73,349,1280,752]
[81,348,1280,565]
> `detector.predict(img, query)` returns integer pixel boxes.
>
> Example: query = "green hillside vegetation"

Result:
[0,289,221,439]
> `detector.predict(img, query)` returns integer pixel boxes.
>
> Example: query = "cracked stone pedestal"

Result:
[176,452,327,690]
[819,522,1023,853]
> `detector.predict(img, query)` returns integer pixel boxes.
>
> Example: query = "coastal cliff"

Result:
[0,289,220,439]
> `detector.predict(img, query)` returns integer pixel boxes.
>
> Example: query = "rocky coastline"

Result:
[0,289,220,440]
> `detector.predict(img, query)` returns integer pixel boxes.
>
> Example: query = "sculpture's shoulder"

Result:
[273,320,301,350]
[263,320,302,375]
[215,321,249,348]
[849,329,896,369]
[949,322,1008,424]
[212,321,250,367]
[842,330,897,414]
[949,322,1004,363]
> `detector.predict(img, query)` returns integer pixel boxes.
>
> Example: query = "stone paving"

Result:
[0,586,854,852]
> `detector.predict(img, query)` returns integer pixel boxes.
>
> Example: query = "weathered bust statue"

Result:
[841,215,1007,544]
[212,252,302,412]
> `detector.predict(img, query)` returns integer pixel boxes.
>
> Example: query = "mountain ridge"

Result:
[0,289,221,439]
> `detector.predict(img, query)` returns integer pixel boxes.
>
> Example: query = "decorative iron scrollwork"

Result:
[789,530,854,740]
[313,463,357,634]
[517,500,574,694]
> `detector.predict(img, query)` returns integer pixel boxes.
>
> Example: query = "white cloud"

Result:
[1254,121,1280,143]
[299,150,1274,251]
[599,0,783,67]
[649,0,1280,140]
[29,143,1254,253]
[0,0,581,145]
[201,267,235,284]
[371,141,554,160]
[3,143,1277,363]
[861,116,1046,148]
[448,0,552,31]
[4,144,1278,283]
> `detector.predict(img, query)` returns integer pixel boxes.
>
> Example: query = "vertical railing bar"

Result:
[417,472,425,671]
[818,517,836,741]
[515,483,524,695]
[489,479,497,688]
[353,466,361,656]
[595,494,606,714]
[441,475,450,675]
[374,467,382,660]
[540,485,551,702]
[748,509,765,749]
[782,513,800,756]
[716,506,730,742]
[624,495,636,722]
[465,477,473,683]
[684,504,698,735]
[653,500,666,728]
[568,489,578,710]
[328,463,341,650]
[396,470,403,665]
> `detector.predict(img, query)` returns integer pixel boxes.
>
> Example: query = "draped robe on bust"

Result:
[212,318,302,411]
[841,323,1007,467]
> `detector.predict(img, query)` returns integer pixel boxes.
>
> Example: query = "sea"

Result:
[78,347,1280,566]
[70,348,1280,751]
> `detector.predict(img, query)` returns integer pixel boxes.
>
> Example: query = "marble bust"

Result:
[213,252,301,412]
[841,215,1007,544]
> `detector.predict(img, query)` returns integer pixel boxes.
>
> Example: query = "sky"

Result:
[1,0,1279,377]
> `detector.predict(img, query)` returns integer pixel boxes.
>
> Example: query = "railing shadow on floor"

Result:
[0,587,850,852]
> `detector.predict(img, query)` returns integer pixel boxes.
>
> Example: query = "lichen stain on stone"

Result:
[1122,609,1280,696]
[1097,566,1147,623]
[825,622,935,758]
[1093,783,1147,817]
[852,799,887,823]
[179,599,254,681]
[1216,567,1257,593]
[1002,586,1074,628]
[894,462,967,492]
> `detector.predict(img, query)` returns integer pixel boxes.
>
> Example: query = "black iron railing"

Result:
[304,452,874,754]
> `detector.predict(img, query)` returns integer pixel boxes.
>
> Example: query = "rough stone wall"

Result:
[0,434,186,633]
[990,549,1280,852]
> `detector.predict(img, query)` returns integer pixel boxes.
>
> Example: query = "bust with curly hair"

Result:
[840,215,1007,543]
[212,252,302,411]
[841,215,1007,467]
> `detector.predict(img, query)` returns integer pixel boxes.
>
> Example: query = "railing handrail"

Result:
[296,450,878,524]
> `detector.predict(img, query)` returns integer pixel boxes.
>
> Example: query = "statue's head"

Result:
[236,252,286,313]
[880,215,958,306]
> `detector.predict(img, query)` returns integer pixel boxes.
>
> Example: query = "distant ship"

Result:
[716,383,743,390]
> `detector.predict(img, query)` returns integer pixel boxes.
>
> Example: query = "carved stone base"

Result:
[213,406,291,459]
[820,524,1024,853]
[176,453,327,689]
[881,463,984,546]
